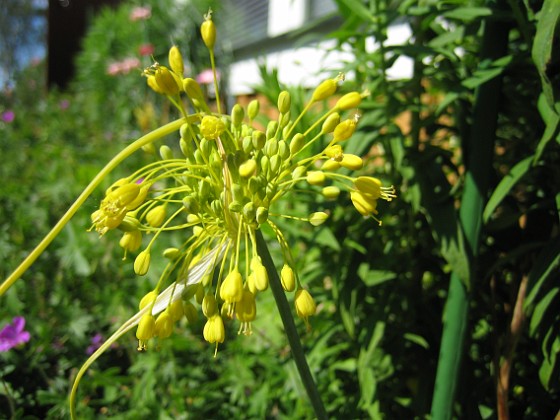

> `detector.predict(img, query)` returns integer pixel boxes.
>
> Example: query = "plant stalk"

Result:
[430,2,509,418]
[255,230,328,420]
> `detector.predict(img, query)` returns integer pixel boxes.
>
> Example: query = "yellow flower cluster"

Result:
[88,11,395,354]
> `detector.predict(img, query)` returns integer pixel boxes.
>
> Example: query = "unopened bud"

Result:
[201,11,216,50]
[336,92,361,110]
[168,45,184,77]
[277,90,291,114]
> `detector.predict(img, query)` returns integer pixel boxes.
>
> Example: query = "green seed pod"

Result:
[228,200,243,213]
[163,247,180,259]
[277,91,291,114]
[180,122,191,139]
[242,136,253,153]
[239,159,257,178]
[265,138,278,157]
[179,137,192,158]
[198,178,211,199]
[183,78,205,101]
[260,155,270,175]
[292,165,307,180]
[247,99,260,120]
[322,185,341,199]
[269,154,281,175]
[282,122,293,139]
[243,201,256,222]
[252,130,266,150]
[307,171,326,186]
[290,133,305,155]
[309,211,329,226]
[266,121,278,140]
[256,206,268,224]
[231,104,244,127]
[279,111,291,129]
[248,177,262,195]
[202,292,217,317]
[277,140,289,159]
[160,145,173,160]
[182,195,199,213]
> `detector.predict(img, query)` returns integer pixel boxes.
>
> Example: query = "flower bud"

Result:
[183,78,205,101]
[290,133,305,155]
[139,290,157,310]
[336,91,361,110]
[239,159,257,178]
[202,293,217,317]
[163,247,180,260]
[119,230,142,253]
[252,130,266,150]
[231,104,244,127]
[266,121,278,140]
[340,154,363,170]
[333,118,357,142]
[146,205,166,227]
[322,186,341,200]
[256,206,268,224]
[251,257,269,291]
[281,264,296,292]
[321,160,341,171]
[169,300,184,322]
[309,211,329,226]
[295,288,316,328]
[201,13,217,50]
[277,90,291,114]
[312,78,338,102]
[134,250,151,276]
[321,112,340,134]
[307,171,326,186]
[160,145,173,160]
[168,45,184,77]
[183,302,198,324]
[248,99,260,120]
[146,75,164,94]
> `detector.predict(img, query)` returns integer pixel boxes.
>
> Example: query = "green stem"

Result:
[255,230,328,420]
[430,2,509,419]
[0,117,188,296]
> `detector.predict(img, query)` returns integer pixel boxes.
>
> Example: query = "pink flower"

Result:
[0,317,30,352]
[86,333,104,355]
[139,43,155,57]
[120,57,141,74]
[1,110,15,123]
[106,62,122,76]
[59,99,70,110]
[130,6,151,21]
[196,68,219,85]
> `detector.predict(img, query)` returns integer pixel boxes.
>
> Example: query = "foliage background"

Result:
[1,0,559,419]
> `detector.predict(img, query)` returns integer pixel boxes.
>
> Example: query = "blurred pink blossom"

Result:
[59,99,70,110]
[106,58,141,76]
[139,43,155,57]
[1,110,15,123]
[196,68,219,84]
[130,6,151,21]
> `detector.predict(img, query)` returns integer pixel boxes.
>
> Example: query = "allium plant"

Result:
[0,10,395,419]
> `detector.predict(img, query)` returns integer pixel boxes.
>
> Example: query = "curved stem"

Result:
[0,117,189,296]
[255,230,328,420]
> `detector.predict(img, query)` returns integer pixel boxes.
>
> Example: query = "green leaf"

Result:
[314,227,341,251]
[443,7,492,22]
[532,0,560,105]
[535,93,560,162]
[357,263,397,286]
[483,156,534,223]
[462,56,513,89]
[529,287,558,337]
[403,333,430,349]
[525,236,560,309]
